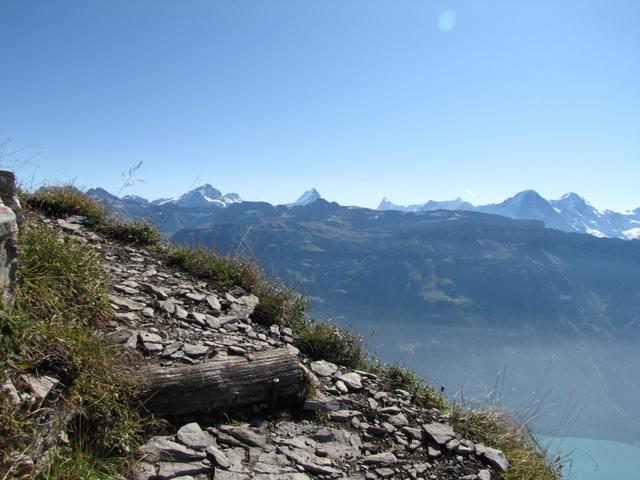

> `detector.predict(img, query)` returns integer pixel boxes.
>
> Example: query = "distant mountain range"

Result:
[86,183,640,334]
[87,184,640,240]
[378,190,640,240]
[85,183,640,442]
[89,184,242,209]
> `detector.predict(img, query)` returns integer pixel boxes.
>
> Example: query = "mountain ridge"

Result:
[87,184,640,240]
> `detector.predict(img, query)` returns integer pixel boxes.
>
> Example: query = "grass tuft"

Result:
[22,186,106,225]
[22,186,161,247]
[297,321,368,369]
[450,406,561,480]
[373,363,448,411]
[0,217,148,478]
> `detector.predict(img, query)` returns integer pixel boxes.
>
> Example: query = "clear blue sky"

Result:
[1,1,639,210]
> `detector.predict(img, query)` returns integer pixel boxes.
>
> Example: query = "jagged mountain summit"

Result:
[378,189,640,240]
[378,197,473,212]
[87,184,242,209]
[286,188,322,207]
[151,184,242,208]
[477,189,567,231]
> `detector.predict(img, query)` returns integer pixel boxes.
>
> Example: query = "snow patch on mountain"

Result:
[623,228,640,240]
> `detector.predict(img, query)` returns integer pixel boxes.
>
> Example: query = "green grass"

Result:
[371,362,448,410]
[0,216,148,479]
[450,406,562,480]
[22,187,161,247]
[297,321,369,369]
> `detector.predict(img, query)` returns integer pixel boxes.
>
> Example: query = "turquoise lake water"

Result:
[543,437,640,480]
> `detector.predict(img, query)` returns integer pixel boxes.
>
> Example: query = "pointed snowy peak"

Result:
[287,188,322,207]
[507,189,548,206]
[551,192,597,216]
[378,197,402,211]
[554,192,589,207]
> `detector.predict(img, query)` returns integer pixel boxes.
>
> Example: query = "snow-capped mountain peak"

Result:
[150,184,242,208]
[287,188,322,207]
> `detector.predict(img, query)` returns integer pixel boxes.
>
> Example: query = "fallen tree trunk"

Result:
[140,348,307,417]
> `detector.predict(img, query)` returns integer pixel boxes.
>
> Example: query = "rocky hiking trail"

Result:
[49,214,510,480]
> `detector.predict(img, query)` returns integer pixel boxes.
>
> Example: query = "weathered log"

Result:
[140,348,306,416]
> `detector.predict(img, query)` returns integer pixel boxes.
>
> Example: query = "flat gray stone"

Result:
[478,469,492,480]
[280,447,340,475]
[476,444,509,472]
[387,412,409,427]
[422,422,455,445]
[109,294,145,311]
[206,295,221,310]
[176,422,212,449]
[183,344,209,358]
[206,445,231,469]
[222,426,267,449]
[20,374,58,401]
[329,410,361,422]
[142,282,169,300]
[205,315,221,329]
[302,391,340,413]
[362,452,397,465]
[189,312,206,325]
[139,331,163,344]
[337,372,362,390]
[155,299,176,315]
[105,329,135,344]
[139,437,206,462]
[310,360,338,377]
[185,292,205,302]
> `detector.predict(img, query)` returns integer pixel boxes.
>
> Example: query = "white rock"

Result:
[337,372,362,391]
[310,360,338,377]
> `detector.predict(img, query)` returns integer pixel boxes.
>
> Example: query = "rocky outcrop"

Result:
[0,170,19,306]
[37,212,511,480]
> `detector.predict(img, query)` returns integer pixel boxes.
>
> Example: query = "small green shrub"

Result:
[22,186,107,225]
[371,362,447,410]
[165,246,260,288]
[102,219,161,247]
[297,321,369,369]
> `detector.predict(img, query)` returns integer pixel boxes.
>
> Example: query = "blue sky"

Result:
[1,0,639,210]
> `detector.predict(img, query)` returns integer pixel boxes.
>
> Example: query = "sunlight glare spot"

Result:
[438,10,457,32]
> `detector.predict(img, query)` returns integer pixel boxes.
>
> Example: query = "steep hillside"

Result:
[0,188,560,479]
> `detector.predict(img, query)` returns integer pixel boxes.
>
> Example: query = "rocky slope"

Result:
[48,214,513,480]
